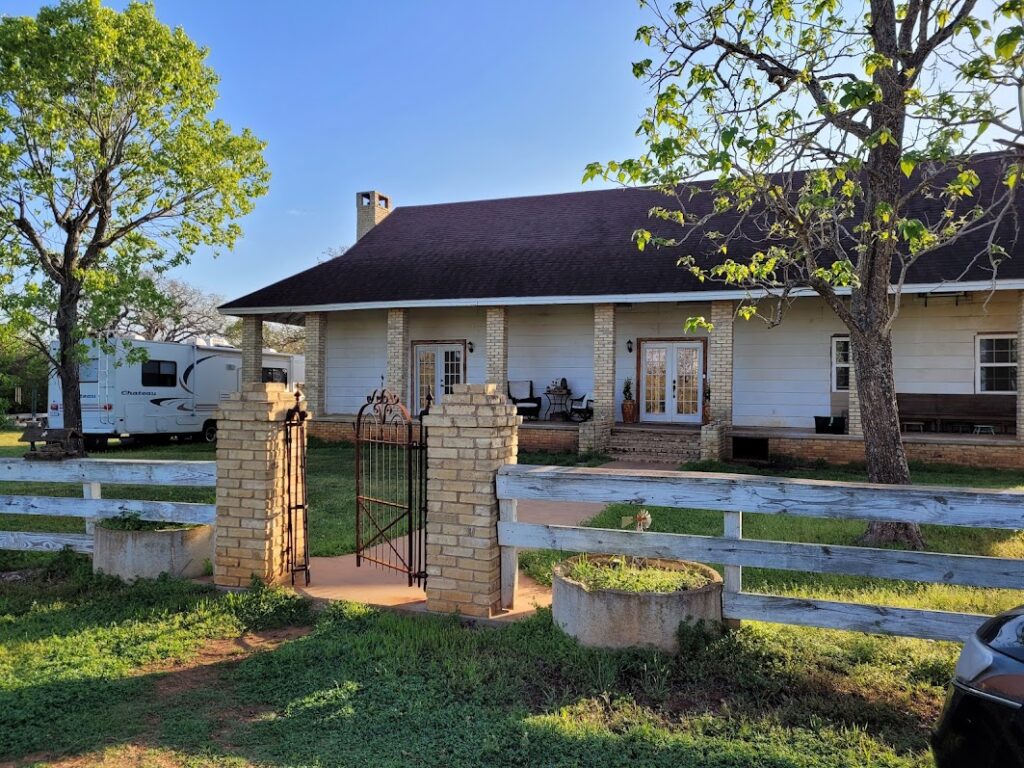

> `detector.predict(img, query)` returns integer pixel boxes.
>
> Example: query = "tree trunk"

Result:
[55,282,83,443]
[851,329,925,549]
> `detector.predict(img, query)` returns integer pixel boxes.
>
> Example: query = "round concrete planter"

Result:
[552,556,723,653]
[93,523,213,582]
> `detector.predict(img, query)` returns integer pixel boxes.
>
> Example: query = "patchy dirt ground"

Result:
[6,627,312,768]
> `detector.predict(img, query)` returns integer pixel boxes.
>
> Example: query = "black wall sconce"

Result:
[626,339,634,353]
[467,341,475,353]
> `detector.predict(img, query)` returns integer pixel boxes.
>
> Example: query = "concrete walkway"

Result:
[294,458,676,618]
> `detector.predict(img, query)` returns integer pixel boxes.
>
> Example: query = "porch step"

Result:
[608,426,701,465]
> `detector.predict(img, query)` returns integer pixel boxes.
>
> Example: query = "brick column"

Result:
[708,300,735,424]
[485,306,508,388]
[386,308,408,400]
[582,303,615,454]
[1017,291,1024,440]
[847,339,863,436]
[701,301,735,461]
[303,312,327,416]
[213,383,304,587]
[240,315,263,385]
[423,383,520,617]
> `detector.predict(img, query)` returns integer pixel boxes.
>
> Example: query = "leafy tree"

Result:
[590,0,1024,547]
[110,273,226,343]
[0,325,49,419]
[0,0,269,433]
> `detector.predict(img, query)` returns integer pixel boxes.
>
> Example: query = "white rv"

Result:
[48,337,305,447]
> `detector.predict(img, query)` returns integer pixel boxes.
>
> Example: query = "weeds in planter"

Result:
[566,555,713,593]
[98,511,194,531]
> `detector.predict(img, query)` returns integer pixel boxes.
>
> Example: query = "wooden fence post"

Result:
[83,481,101,536]
[723,510,742,629]
[499,497,518,610]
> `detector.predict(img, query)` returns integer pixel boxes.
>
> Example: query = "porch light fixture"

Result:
[467,341,475,353]
[626,339,634,353]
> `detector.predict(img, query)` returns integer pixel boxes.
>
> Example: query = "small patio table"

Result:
[544,388,571,420]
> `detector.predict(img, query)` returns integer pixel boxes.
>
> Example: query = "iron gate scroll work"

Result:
[283,392,311,586]
[355,389,428,588]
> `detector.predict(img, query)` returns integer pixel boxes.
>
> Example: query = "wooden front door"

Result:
[640,341,704,424]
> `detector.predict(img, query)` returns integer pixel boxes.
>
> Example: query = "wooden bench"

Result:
[895,393,1016,434]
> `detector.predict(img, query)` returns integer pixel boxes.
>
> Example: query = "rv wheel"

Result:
[202,421,217,443]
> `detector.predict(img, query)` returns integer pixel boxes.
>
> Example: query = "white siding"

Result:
[733,300,844,428]
[324,309,387,413]
[891,292,1017,394]
[508,305,594,408]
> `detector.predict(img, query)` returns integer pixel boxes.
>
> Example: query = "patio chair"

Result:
[508,380,543,420]
[568,392,593,422]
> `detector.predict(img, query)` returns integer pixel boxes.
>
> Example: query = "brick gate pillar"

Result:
[847,339,863,436]
[213,383,305,588]
[581,303,615,455]
[423,383,520,617]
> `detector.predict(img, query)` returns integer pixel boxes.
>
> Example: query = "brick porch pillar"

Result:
[701,301,735,460]
[213,383,305,587]
[708,300,735,424]
[240,315,264,385]
[1018,291,1024,440]
[485,306,508,389]
[303,312,327,416]
[581,303,615,454]
[423,384,520,617]
[847,339,863,436]
[386,308,408,400]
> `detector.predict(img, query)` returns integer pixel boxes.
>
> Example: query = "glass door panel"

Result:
[675,346,700,417]
[642,346,669,420]
[413,343,464,412]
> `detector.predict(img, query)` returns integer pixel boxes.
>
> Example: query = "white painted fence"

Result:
[496,465,1024,643]
[0,458,216,554]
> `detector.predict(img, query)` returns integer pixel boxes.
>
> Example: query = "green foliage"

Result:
[564,555,714,593]
[588,0,1024,329]
[221,576,314,631]
[0,0,268,422]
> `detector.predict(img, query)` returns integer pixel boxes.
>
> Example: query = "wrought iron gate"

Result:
[283,393,310,585]
[355,389,428,587]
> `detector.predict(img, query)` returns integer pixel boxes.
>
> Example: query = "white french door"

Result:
[640,341,704,424]
[413,343,464,413]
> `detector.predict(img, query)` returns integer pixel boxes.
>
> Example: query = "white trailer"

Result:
[48,337,305,447]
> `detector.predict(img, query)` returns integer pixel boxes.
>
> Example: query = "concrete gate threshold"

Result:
[293,498,605,621]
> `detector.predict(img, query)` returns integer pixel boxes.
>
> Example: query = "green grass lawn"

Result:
[0,553,961,767]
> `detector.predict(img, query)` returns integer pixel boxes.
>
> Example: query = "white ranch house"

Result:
[222,160,1024,469]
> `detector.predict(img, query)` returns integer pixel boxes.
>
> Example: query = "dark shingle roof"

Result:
[222,153,1024,313]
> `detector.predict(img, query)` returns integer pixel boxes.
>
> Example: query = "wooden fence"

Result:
[496,464,1024,643]
[0,458,217,554]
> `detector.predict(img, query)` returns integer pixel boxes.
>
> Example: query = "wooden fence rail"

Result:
[496,465,1024,643]
[0,458,217,554]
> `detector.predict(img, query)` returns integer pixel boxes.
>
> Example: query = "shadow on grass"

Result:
[3,605,940,767]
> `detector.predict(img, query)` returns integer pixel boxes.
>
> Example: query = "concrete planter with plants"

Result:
[552,554,723,653]
[93,514,213,581]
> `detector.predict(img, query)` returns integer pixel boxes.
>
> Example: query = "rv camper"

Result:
[48,337,305,447]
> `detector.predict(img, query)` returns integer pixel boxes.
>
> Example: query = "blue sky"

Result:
[6,1,653,299]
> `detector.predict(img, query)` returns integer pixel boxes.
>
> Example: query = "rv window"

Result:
[262,367,288,384]
[80,357,99,384]
[141,360,177,387]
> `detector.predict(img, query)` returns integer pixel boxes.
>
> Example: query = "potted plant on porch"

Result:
[551,510,723,653]
[621,377,639,423]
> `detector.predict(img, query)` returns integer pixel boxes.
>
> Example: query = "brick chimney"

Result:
[356,191,392,240]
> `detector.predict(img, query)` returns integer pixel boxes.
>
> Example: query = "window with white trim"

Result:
[832,336,851,392]
[976,335,1017,393]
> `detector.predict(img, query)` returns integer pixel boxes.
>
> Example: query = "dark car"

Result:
[933,606,1024,767]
